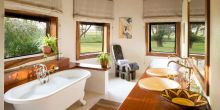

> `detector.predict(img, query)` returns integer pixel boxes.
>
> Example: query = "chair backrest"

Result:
[112,45,124,61]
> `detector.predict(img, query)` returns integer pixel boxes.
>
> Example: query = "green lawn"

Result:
[80,42,102,53]
[189,42,205,54]
[80,31,103,54]
[151,41,175,53]
[80,31,205,54]
[151,41,205,54]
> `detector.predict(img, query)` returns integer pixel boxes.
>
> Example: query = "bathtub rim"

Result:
[4,69,91,104]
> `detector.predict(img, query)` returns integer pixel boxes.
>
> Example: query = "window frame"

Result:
[145,22,181,57]
[188,22,206,59]
[76,21,110,60]
[4,10,58,70]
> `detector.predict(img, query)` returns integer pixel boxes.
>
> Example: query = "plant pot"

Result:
[100,60,108,68]
[42,46,52,54]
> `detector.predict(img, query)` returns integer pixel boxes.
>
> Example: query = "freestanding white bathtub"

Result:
[4,69,91,110]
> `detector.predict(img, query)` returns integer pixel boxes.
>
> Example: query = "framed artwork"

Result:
[119,17,132,39]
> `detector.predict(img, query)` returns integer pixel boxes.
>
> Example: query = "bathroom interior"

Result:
[0,0,220,110]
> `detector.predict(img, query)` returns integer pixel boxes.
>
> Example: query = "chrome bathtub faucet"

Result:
[34,64,50,84]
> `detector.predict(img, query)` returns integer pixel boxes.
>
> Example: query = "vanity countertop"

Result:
[118,59,210,110]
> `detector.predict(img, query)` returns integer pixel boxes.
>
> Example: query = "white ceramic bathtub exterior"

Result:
[4,69,91,110]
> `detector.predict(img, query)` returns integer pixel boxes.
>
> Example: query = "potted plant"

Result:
[42,34,58,55]
[97,52,111,68]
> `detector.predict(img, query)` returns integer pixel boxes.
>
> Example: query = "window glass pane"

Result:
[150,23,176,53]
[189,23,205,54]
[4,17,47,59]
[80,24,103,54]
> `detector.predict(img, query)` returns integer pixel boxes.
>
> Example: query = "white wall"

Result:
[58,0,76,61]
[3,0,171,77]
[59,0,152,75]
[59,0,113,65]
[210,0,220,109]
[181,0,189,58]
[0,0,4,109]
[59,0,177,76]
[112,0,149,74]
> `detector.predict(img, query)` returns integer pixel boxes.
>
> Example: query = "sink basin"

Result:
[146,68,179,77]
[138,77,181,91]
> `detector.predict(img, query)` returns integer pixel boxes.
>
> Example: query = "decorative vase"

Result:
[42,46,52,54]
[100,60,108,68]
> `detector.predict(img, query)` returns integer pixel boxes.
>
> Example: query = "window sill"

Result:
[4,53,56,70]
[146,52,179,57]
[77,52,100,60]
[4,53,43,62]
[189,54,205,59]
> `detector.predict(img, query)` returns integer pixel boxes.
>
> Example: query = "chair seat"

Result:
[128,63,139,71]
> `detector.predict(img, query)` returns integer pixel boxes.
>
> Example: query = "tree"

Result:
[80,24,91,38]
[4,17,46,58]
[189,23,205,48]
[151,24,175,47]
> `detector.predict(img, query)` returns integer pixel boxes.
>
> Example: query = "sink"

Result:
[138,77,181,91]
[146,68,179,77]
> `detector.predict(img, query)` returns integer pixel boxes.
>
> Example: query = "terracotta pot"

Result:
[100,60,108,68]
[42,46,52,54]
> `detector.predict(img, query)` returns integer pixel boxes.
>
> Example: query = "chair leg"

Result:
[131,71,136,80]
[126,73,131,81]
[115,65,120,77]
[121,73,125,79]
[116,71,119,77]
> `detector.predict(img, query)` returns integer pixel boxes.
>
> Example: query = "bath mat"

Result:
[90,99,121,110]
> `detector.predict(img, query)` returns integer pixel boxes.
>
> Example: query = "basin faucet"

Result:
[34,64,50,84]
[167,60,193,90]
[168,55,188,65]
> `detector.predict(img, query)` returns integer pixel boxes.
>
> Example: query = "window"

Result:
[4,10,58,70]
[146,23,180,56]
[189,22,205,56]
[76,21,110,60]
[4,12,49,59]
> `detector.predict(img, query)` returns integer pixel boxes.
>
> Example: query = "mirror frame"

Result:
[188,0,210,96]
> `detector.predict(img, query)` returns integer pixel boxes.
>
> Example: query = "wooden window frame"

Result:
[76,21,110,60]
[188,22,206,59]
[4,10,58,70]
[188,0,210,96]
[145,22,181,57]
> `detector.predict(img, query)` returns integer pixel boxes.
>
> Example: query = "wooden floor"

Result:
[90,99,121,110]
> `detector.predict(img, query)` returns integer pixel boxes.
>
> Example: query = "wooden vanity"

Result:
[118,59,210,110]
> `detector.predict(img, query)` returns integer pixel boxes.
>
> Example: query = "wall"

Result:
[3,0,171,78]
[59,0,113,65]
[0,0,4,109]
[59,0,149,75]
[112,0,148,74]
[209,0,220,109]
[181,0,189,58]
[59,0,176,76]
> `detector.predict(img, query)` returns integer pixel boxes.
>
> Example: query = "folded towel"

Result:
[117,59,129,65]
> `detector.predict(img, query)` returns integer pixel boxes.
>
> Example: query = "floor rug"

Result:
[90,99,121,110]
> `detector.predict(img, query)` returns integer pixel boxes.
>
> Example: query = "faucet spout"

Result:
[34,64,50,84]
[167,60,192,69]
[167,60,193,90]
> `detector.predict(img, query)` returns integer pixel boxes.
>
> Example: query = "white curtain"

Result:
[143,0,182,21]
[73,0,114,19]
[6,0,62,12]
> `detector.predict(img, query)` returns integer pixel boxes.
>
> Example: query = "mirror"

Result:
[189,0,210,95]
